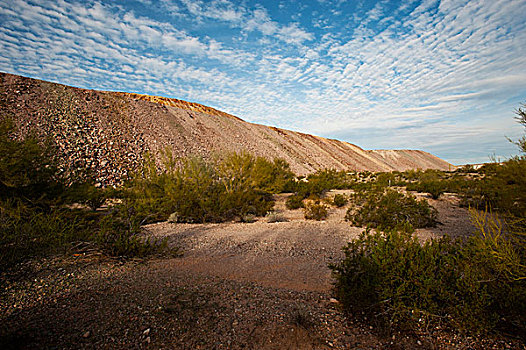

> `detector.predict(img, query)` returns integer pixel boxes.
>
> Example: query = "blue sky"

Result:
[1,0,525,165]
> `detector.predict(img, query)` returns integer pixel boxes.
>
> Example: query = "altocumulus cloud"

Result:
[0,0,525,164]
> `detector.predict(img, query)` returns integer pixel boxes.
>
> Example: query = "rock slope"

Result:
[0,72,452,186]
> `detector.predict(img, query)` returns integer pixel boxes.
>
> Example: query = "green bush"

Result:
[345,189,437,229]
[0,118,58,200]
[331,229,460,331]
[332,194,348,207]
[0,199,93,269]
[330,212,526,335]
[461,157,526,217]
[285,169,357,199]
[374,172,406,188]
[304,201,328,220]
[406,180,446,199]
[0,119,170,269]
[285,194,304,209]
[96,205,168,258]
[251,157,294,193]
[124,152,284,223]
[61,182,108,210]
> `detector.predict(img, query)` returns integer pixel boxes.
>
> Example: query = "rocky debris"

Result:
[0,73,147,187]
[0,72,453,187]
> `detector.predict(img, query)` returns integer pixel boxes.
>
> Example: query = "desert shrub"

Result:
[401,168,477,202]
[0,198,169,269]
[0,119,171,268]
[284,169,356,199]
[124,152,280,223]
[0,117,108,209]
[374,172,406,188]
[406,180,446,199]
[0,118,59,201]
[460,157,526,217]
[331,229,461,331]
[304,201,328,220]
[286,194,304,209]
[96,205,168,258]
[306,169,352,191]
[0,199,93,268]
[330,214,526,334]
[266,212,288,223]
[346,171,410,193]
[217,152,293,194]
[61,181,108,210]
[457,164,476,173]
[402,168,422,181]
[332,194,348,207]
[345,189,437,229]
[241,214,256,223]
[251,157,294,193]
[285,169,409,202]
[0,119,95,268]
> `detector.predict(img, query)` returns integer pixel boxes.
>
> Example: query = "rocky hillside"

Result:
[0,72,452,186]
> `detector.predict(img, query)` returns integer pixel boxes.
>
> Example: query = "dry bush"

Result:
[303,201,328,221]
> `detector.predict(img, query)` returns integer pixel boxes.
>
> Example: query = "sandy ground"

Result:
[147,191,475,294]
[2,191,522,349]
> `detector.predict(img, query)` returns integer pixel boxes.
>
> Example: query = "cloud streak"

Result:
[0,0,525,164]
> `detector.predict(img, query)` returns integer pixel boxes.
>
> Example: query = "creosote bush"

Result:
[285,194,304,210]
[330,211,526,335]
[345,189,437,230]
[332,194,348,207]
[303,201,328,221]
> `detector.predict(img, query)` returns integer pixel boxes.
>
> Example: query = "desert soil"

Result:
[1,191,523,349]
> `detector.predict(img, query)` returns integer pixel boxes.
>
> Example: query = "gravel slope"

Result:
[1,72,452,187]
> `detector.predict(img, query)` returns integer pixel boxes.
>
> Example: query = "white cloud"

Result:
[176,0,313,45]
[277,23,314,44]
[0,0,525,164]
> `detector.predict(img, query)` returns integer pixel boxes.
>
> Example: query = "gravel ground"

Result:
[1,192,523,349]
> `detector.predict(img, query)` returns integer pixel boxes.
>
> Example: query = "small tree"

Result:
[510,102,526,153]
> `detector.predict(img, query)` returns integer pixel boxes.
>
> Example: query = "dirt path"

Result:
[2,192,521,349]
[146,191,475,294]
[149,220,358,293]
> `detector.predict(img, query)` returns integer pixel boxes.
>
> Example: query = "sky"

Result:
[1,0,525,165]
